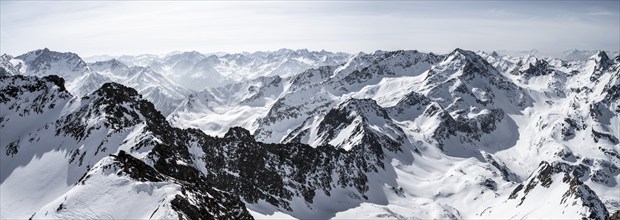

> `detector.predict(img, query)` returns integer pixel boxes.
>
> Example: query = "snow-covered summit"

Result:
[15,48,90,81]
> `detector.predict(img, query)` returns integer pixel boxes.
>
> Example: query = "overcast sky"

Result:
[1,1,618,56]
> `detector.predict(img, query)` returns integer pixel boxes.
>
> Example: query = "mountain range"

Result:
[1,47,618,219]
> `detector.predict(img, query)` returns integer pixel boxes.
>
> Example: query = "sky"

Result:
[1,1,619,57]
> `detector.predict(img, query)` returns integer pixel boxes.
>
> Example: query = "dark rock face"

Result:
[485,154,519,182]
[423,103,459,143]
[417,101,507,151]
[89,84,255,219]
[56,83,150,140]
[197,126,381,209]
[387,91,430,120]
[0,74,73,150]
[81,149,254,220]
[316,98,406,153]
[224,126,254,140]
[510,58,554,77]
[602,70,620,104]
[590,51,614,82]
[113,150,166,182]
[0,75,71,109]
[454,108,505,141]
[480,178,497,191]
[611,210,620,220]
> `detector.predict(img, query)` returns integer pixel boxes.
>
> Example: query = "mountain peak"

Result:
[444,48,494,73]
[42,75,67,92]
[18,48,83,62]
[296,48,310,53]
[591,51,610,63]
[339,98,380,109]
[184,50,203,56]
[448,48,482,61]
[224,126,254,140]
[93,82,141,100]
[276,48,294,53]
[510,56,553,77]
[15,48,89,81]
[588,51,614,81]
[453,48,465,53]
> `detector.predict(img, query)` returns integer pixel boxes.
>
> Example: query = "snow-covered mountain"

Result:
[89,59,194,115]
[561,49,620,62]
[0,75,252,219]
[15,48,90,81]
[114,49,350,91]
[4,49,193,116]
[0,54,23,76]
[2,48,619,219]
[251,50,444,144]
[168,75,287,136]
[168,48,619,219]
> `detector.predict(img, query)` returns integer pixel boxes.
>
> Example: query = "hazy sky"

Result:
[1,1,618,56]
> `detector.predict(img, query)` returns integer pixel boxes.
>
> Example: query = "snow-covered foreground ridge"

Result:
[1,48,619,219]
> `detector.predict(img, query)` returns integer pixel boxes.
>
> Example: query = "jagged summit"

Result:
[510,56,554,77]
[224,126,254,140]
[588,50,616,82]
[93,82,142,100]
[448,48,490,62]
[590,50,611,63]
[442,48,498,77]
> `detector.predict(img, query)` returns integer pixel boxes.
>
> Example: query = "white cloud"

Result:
[588,11,615,16]
[1,1,618,56]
